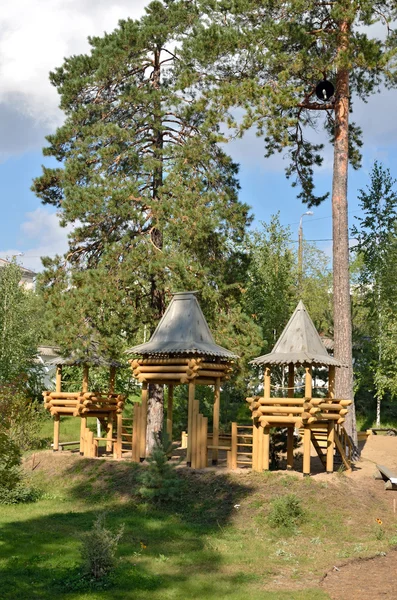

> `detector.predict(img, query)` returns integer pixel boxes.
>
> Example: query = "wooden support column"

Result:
[192,399,199,469]
[264,366,271,399]
[326,420,335,474]
[328,366,335,399]
[303,426,311,476]
[56,365,62,393]
[109,365,116,394]
[82,365,89,393]
[139,383,148,461]
[106,416,113,452]
[80,416,87,455]
[167,384,173,443]
[187,381,195,466]
[263,426,270,471]
[231,422,237,469]
[53,414,60,451]
[116,412,123,459]
[287,428,294,470]
[287,364,295,469]
[212,377,221,465]
[303,366,312,476]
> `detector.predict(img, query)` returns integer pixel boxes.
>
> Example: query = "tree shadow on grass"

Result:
[0,459,255,599]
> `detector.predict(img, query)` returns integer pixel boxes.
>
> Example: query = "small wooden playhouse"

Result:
[126,291,237,468]
[247,301,353,475]
[43,343,126,457]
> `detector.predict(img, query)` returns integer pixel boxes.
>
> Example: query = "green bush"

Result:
[267,493,305,530]
[138,433,181,503]
[80,515,124,580]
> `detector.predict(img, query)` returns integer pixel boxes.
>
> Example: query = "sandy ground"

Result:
[320,434,397,599]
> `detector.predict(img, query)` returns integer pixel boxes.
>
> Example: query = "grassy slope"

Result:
[1,452,397,600]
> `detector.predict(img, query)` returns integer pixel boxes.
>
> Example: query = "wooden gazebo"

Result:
[42,343,125,457]
[247,301,352,475]
[126,292,237,468]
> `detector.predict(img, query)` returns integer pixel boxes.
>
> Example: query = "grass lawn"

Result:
[1,450,396,600]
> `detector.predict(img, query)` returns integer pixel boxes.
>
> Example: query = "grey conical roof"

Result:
[126,292,238,359]
[251,300,342,367]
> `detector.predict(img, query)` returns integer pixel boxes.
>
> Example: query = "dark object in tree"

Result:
[315,80,335,102]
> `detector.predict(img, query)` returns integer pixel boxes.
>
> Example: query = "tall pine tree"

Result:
[181,0,397,445]
[33,0,254,453]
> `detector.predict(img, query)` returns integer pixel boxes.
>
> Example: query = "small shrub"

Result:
[138,433,181,503]
[267,493,305,530]
[80,515,124,580]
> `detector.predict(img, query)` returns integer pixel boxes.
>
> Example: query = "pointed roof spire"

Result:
[251,300,342,367]
[126,292,238,359]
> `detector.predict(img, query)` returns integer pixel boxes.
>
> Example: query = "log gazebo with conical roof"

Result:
[247,301,352,475]
[126,291,237,468]
[42,341,126,458]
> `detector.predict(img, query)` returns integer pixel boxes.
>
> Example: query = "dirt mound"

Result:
[322,549,397,599]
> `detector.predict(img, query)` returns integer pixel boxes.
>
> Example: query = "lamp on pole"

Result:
[298,211,313,296]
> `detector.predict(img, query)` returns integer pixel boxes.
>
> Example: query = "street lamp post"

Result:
[298,211,313,296]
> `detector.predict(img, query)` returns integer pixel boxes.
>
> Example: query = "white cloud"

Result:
[0,0,148,160]
[0,207,73,272]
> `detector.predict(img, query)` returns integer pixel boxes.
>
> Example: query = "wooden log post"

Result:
[231,422,238,470]
[56,365,62,393]
[287,427,294,470]
[80,416,87,455]
[131,403,140,462]
[303,426,311,476]
[167,384,173,444]
[263,426,270,471]
[328,366,335,399]
[252,424,258,471]
[212,378,221,465]
[115,412,123,459]
[303,365,313,476]
[53,414,60,452]
[106,415,113,453]
[201,416,208,469]
[139,383,148,461]
[326,420,335,473]
[192,399,199,469]
[187,382,195,466]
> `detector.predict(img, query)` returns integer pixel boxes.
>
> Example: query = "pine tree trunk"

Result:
[146,45,165,456]
[146,383,164,455]
[332,42,358,449]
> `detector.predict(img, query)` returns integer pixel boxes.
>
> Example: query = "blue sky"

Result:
[1,1,397,272]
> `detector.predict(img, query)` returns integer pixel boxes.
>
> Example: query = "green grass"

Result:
[1,452,396,600]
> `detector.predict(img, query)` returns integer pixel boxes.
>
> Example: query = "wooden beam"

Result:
[140,383,148,461]
[80,416,87,455]
[305,366,312,400]
[231,422,237,470]
[303,426,311,476]
[53,414,60,451]
[212,377,221,465]
[106,415,113,452]
[326,420,335,473]
[264,367,271,399]
[328,365,335,399]
[187,382,195,466]
[287,427,294,470]
[56,366,62,393]
[263,427,270,471]
[288,364,294,398]
[167,384,173,444]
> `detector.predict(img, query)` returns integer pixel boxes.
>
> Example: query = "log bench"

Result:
[374,464,397,490]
